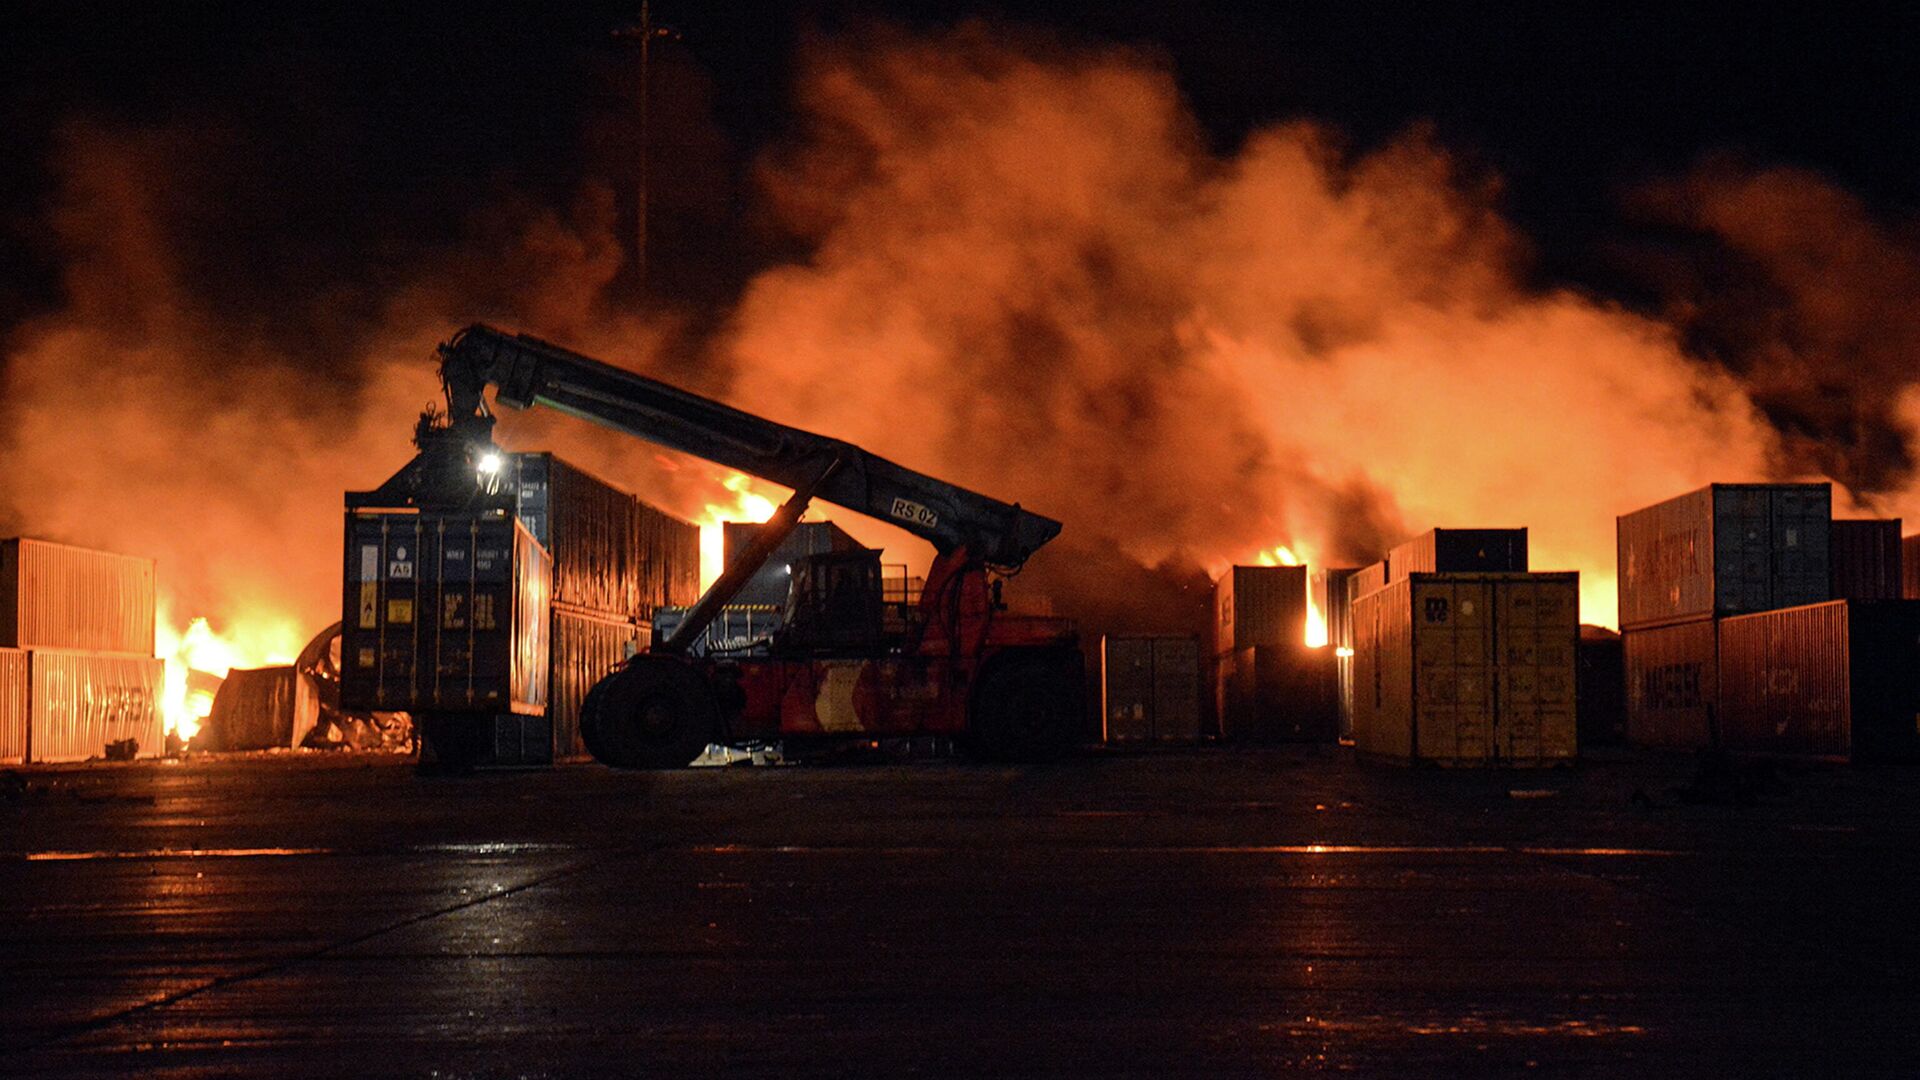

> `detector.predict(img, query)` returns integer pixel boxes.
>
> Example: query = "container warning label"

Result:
[889,497,938,529]
[358,583,378,628]
[386,599,414,625]
[360,545,379,580]
[388,559,414,580]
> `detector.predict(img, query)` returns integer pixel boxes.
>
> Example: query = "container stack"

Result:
[1348,528,1573,767]
[1615,484,1831,750]
[0,538,164,763]
[342,453,700,766]
[1212,565,1337,742]
[1902,533,1920,600]
[1101,635,1201,743]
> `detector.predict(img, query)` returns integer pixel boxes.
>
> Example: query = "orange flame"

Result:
[155,603,301,744]
[695,473,780,593]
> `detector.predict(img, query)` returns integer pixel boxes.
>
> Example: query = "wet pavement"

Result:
[3,747,1918,1077]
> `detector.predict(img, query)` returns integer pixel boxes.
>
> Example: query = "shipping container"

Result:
[722,521,862,606]
[23,650,165,762]
[1717,600,1920,761]
[1905,534,1920,600]
[1347,561,1388,606]
[636,500,701,617]
[0,648,25,763]
[1576,626,1626,747]
[1616,483,1830,630]
[1219,643,1339,743]
[340,510,552,716]
[1213,565,1307,656]
[1388,528,1529,576]
[1622,617,1718,750]
[202,666,319,751]
[512,454,643,619]
[0,538,156,655]
[1829,519,1903,602]
[1101,635,1201,742]
[551,608,645,760]
[1351,573,1578,766]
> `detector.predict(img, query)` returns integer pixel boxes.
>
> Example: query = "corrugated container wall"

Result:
[1616,483,1830,630]
[551,609,644,759]
[27,651,165,762]
[0,539,156,655]
[513,454,640,618]
[1905,535,1920,599]
[1387,528,1529,576]
[0,648,25,762]
[1829,519,1903,601]
[1622,617,1718,749]
[1351,573,1578,766]
[1348,561,1388,606]
[340,511,552,716]
[203,666,318,751]
[1213,565,1307,656]
[636,501,701,617]
[1101,635,1201,742]
[1718,600,1920,761]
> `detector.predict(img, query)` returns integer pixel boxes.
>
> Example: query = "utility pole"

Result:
[613,3,677,297]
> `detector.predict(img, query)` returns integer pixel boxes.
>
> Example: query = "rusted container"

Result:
[0,648,26,763]
[1351,573,1578,766]
[1622,617,1718,749]
[1213,565,1307,656]
[1616,483,1830,630]
[723,521,862,606]
[636,500,700,617]
[513,453,643,619]
[1904,534,1920,599]
[1388,528,1528,576]
[1717,600,1920,761]
[551,608,644,759]
[24,650,165,762]
[1101,635,1201,742]
[0,538,156,655]
[340,510,552,716]
[1219,643,1339,743]
[202,666,319,751]
[1576,626,1626,747]
[1829,519,1902,602]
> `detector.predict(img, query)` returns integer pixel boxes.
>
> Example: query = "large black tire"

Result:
[577,677,613,764]
[589,659,719,769]
[968,652,1083,763]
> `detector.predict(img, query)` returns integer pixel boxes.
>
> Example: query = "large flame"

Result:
[696,473,781,593]
[155,603,301,744]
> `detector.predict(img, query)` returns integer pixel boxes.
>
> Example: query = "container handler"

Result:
[350,325,1081,768]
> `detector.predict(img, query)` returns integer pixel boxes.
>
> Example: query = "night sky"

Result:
[7,3,1918,326]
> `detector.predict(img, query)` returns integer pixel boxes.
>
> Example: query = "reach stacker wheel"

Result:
[968,651,1082,763]
[587,658,719,769]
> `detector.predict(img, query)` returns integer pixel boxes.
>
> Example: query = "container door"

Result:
[1715,487,1773,616]
[1150,637,1201,742]
[1494,578,1578,763]
[1771,485,1831,610]
[1413,579,1495,764]
[1101,637,1154,741]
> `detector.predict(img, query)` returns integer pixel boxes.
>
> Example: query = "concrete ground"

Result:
[3,746,1917,1077]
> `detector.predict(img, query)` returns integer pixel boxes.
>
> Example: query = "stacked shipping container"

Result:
[1829,519,1902,602]
[1211,565,1338,741]
[0,539,163,763]
[1616,484,1831,749]
[1717,600,1920,760]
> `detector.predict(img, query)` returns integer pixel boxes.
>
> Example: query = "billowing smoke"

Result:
[723,27,1785,627]
[4,23,1915,654]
